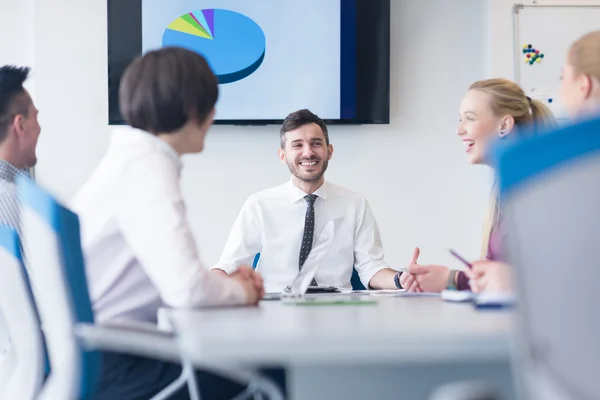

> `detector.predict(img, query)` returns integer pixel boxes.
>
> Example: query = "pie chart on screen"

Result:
[162,9,266,84]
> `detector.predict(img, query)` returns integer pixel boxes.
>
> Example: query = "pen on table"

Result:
[448,249,473,269]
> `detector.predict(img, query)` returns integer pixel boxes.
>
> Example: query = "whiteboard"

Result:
[513,4,600,121]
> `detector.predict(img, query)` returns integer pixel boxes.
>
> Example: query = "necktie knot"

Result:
[304,194,318,206]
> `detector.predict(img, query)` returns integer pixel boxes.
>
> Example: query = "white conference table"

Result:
[163,293,517,400]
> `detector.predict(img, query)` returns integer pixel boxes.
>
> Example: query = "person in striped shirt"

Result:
[0,65,40,231]
[0,65,41,386]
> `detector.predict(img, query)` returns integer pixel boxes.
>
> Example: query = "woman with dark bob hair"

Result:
[71,47,272,399]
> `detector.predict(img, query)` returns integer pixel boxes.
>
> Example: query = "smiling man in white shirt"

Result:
[212,109,403,292]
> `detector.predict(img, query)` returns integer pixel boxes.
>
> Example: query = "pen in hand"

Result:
[448,249,473,269]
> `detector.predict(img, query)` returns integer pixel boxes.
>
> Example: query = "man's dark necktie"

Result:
[299,194,318,286]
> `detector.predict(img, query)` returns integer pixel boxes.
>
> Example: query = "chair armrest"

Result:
[76,321,285,400]
[74,322,180,363]
[102,319,173,335]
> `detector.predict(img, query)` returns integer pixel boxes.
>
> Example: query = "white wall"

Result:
[2,0,500,269]
[0,0,35,98]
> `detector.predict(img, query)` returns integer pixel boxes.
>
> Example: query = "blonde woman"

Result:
[401,78,555,293]
[559,30,600,120]
[466,30,600,294]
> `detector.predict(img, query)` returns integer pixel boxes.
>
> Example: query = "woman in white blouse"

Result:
[71,47,266,400]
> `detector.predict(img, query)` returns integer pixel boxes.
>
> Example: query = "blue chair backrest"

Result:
[0,226,48,398]
[496,116,600,400]
[497,116,600,197]
[18,177,101,399]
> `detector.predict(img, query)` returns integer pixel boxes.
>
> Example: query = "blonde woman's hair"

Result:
[468,78,557,258]
[569,30,600,82]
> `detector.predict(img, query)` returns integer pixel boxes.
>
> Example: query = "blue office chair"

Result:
[350,268,366,290]
[19,178,285,400]
[253,253,366,290]
[497,116,600,400]
[17,177,197,400]
[0,226,46,399]
[18,178,101,399]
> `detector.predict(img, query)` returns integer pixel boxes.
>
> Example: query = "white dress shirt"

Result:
[70,127,246,324]
[213,180,390,293]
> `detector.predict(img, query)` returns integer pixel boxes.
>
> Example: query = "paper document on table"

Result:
[284,221,334,296]
[369,290,440,297]
[441,290,475,302]
[370,289,406,294]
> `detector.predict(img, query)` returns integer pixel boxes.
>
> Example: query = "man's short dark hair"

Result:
[119,47,219,134]
[0,66,31,143]
[280,109,329,149]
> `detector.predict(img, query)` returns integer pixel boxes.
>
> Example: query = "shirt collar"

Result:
[286,179,329,203]
[111,127,183,170]
[150,134,182,169]
[0,159,30,183]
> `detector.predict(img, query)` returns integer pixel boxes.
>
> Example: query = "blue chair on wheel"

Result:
[18,177,188,400]
[19,177,284,400]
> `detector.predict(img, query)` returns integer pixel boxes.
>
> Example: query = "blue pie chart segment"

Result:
[162,9,266,84]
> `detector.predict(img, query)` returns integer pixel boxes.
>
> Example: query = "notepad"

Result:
[474,292,515,309]
[441,290,515,309]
